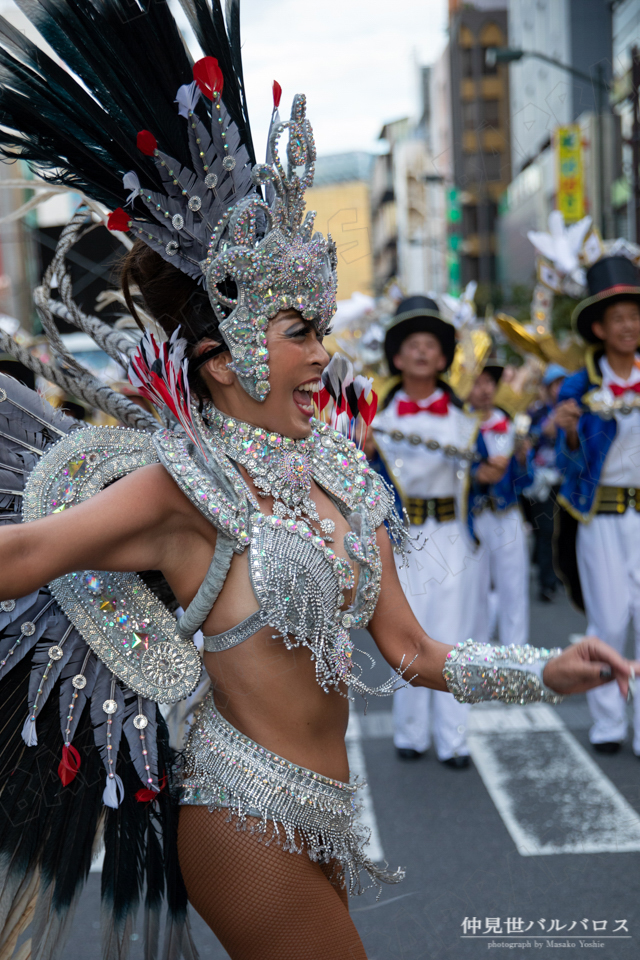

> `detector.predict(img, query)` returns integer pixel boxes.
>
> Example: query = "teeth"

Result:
[296,380,321,393]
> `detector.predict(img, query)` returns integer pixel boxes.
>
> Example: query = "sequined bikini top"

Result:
[158,407,406,697]
[23,408,407,705]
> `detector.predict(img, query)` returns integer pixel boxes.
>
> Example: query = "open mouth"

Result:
[293,379,321,417]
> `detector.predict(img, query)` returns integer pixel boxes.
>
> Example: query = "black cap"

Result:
[384,295,456,375]
[479,361,504,384]
[572,256,640,343]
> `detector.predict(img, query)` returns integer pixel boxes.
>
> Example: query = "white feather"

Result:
[21,714,37,747]
[102,773,125,808]
[122,171,141,207]
[175,81,200,119]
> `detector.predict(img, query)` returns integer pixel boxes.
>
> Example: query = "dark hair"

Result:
[120,240,224,397]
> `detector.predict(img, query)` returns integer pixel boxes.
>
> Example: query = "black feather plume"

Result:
[0,0,255,218]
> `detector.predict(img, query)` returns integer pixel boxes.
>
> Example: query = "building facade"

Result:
[508,0,612,176]
[448,4,511,287]
[305,152,375,300]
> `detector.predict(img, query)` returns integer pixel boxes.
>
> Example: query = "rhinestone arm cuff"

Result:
[443,640,564,705]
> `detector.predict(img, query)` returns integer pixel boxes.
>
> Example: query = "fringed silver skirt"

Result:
[180,691,404,897]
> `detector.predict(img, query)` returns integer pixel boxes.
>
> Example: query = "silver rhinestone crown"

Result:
[126,86,337,401]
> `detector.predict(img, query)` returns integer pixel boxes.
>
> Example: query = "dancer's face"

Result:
[201,309,330,438]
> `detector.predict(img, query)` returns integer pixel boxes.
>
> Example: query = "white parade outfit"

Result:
[373,387,481,760]
[471,410,531,647]
[573,356,640,751]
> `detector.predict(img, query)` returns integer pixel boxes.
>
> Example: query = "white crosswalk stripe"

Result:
[468,702,640,855]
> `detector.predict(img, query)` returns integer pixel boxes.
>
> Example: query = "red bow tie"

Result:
[480,418,509,434]
[396,394,450,417]
[609,382,640,397]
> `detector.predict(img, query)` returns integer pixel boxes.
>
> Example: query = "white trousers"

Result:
[577,510,640,752]
[393,517,480,760]
[473,506,530,647]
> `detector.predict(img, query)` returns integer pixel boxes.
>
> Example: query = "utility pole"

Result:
[596,62,606,237]
[632,46,640,243]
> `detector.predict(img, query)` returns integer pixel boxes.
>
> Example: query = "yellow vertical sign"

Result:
[556,125,585,222]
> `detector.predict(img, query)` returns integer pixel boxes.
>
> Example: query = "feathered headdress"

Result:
[0,0,337,408]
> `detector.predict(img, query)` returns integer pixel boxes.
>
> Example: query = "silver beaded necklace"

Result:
[202,402,336,538]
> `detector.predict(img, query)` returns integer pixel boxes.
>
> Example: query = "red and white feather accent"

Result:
[128,329,207,457]
[318,354,377,446]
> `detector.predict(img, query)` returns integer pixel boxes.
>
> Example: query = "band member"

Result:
[527,364,567,602]
[556,256,640,755]
[372,296,480,768]
[468,363,533,646]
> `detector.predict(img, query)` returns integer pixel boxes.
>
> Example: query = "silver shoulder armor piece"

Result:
[22,426,201,704]
[443,640,564,705]
[153,427,252,551]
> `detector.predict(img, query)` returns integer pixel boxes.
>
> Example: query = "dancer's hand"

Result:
[543,636,637,697]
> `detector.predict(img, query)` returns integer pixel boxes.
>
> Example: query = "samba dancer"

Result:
[0,5,633,960]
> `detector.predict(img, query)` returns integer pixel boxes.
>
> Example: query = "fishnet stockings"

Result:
[178,805,368,959]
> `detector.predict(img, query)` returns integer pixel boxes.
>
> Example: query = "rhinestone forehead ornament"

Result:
[118,62,337,405]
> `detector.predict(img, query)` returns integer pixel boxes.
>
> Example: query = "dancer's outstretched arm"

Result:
[368,526,635,700]
[0,464,216,603]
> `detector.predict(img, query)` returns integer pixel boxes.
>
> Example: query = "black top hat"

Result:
[572,256,640,343]
[384,295,456,376]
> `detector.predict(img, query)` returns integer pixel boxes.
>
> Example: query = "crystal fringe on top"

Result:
[181,691,405,897]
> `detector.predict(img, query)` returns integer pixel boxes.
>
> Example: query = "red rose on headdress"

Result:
[193,56,224,99]
[136,129,158,156]
[107,207,131,232]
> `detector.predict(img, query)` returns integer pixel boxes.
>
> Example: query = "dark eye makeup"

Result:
[284,321,312,339]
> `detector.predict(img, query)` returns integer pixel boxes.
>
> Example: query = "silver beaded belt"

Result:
[181,691,404,896]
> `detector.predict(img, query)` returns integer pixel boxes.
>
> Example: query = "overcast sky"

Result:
[1,0,448,158]
[180,0,449,157]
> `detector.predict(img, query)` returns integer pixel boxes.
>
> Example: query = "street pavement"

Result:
[59,584,640,960]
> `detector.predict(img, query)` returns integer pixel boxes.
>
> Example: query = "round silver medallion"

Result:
[1,599,15,612]
[141,642,187,688]
[188,195,202,212]
[0,388,6,402]
[20,622,35,637]
[171,213,184,230]
[165,241,179,257]
[204,172,218,188]
[133,714,148,730]
[48,645,63,661]
[103,699,118,715]
[222,155,236,170]
[72,674,87,690]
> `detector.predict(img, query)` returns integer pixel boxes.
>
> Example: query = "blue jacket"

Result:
[469,430,534,521]
[556,349,617,522]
